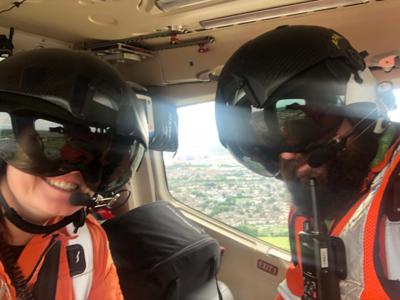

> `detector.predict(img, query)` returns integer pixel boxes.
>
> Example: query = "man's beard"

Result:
[282,134,378,219]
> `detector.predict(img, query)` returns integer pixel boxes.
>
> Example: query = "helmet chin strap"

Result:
[0,179,87,235]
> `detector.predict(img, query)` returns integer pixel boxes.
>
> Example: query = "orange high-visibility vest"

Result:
[277,142,400,300]
[0,214,123,300]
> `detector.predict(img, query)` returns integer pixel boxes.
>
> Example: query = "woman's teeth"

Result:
[45,179,78,192]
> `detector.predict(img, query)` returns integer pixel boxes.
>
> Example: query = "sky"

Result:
[388,89,400,122]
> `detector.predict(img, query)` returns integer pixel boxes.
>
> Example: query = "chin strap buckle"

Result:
[72,208,88,233]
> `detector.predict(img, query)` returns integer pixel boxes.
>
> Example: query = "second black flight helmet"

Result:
[215,25,367,177]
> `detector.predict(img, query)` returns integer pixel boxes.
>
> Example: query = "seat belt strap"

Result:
[32,239,61,300]
[66,223,93,300]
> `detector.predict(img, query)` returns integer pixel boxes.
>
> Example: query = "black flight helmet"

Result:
[0,48,148,193]
[216,25,367,177]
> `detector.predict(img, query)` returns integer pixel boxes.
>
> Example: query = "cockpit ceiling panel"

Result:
[0,0,379,42]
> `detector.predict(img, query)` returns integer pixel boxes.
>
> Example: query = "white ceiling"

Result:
[0,0,375,41]
[1,0,399,90]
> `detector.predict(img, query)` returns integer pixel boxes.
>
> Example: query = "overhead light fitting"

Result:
[200,0,368,29]
[91,43,153,63]
[155,0,217,12]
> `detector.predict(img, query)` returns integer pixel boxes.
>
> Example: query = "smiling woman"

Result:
[0,48,148,300]
[4,167,92,225]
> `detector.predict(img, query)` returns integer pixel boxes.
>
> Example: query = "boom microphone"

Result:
[306,136,347,168]
[69,192,96,207]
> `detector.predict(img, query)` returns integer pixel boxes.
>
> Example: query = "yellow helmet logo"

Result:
[331,33,342,49]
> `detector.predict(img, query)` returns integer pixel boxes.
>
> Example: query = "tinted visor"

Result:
[218,86,344,177]
[275,99,344,152]
[0,97,145,193]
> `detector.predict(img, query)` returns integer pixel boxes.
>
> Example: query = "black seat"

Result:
[184,279,234,300]
[103,201,234,300]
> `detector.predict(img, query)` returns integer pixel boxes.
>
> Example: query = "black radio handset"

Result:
[299,178,345,300]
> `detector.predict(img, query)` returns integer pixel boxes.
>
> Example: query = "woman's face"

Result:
[4,165,94,224]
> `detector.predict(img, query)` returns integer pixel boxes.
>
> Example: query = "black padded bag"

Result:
[102,201,221,300]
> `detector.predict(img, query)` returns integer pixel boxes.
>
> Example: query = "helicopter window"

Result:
[388,89,400,122]
[0,112,12,139]
[163,101,291,251]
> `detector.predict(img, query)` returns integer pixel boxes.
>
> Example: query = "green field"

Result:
[259,236,290,251]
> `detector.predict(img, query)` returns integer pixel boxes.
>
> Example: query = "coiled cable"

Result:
[0,215,34,300]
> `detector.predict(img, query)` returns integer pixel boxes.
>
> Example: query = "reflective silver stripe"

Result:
[0,277,11,300]
[384,145,400,281]
[338,191,373,300]
[66,223,93,300]
[277,280,301,300]
[385,219,400,280]
[338,145,399,299]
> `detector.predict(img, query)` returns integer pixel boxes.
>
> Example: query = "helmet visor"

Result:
[0,97,145,193]
[275,99,344,152]
[218,86,344,177]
